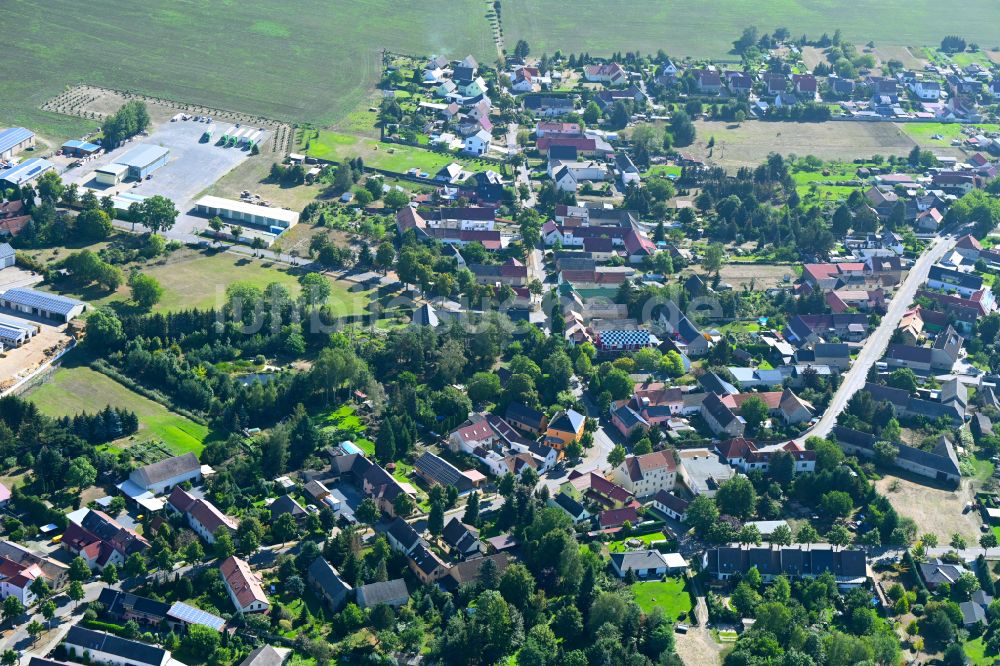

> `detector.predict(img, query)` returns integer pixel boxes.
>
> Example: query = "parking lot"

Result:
[62,118,258,238]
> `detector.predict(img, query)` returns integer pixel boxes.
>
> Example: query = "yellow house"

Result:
[544,409,586,449]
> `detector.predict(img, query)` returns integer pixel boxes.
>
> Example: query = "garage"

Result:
[95,163,128,186]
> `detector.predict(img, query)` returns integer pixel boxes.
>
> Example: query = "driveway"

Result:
[797,234,957,443]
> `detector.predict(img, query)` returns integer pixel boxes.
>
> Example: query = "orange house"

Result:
[544,409,586,449]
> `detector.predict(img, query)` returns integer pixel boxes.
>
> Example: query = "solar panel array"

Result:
[167,601,226,631]
[0,287,84,316]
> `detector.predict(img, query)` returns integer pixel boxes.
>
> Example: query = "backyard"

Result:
[28,363,210,456]
[630,577,693,619]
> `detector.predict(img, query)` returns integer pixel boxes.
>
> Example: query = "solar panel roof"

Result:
[0,287,84,316]
[168,601,226,631]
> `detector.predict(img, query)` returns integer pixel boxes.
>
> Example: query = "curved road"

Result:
[796,234,958,444]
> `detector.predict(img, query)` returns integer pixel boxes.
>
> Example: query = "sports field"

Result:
[29,365,209,455]
[502,0,1000,59]
[0,0,494,141]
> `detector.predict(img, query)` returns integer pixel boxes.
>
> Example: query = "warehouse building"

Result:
[195,195,299,234]
[0,314,39,349]
[0,128,35,160]
[61,139,101,157]
[0,287,87,323]
[113,144,170,180]
[0,158,54,188]
[95,163,129,186]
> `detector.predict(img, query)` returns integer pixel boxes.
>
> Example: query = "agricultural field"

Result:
[691,120,928,170]
[36,247,373,316]
[501,0,1000,59]
[0,0,495,142]
[28,364,210,455]
[630,578,692,619]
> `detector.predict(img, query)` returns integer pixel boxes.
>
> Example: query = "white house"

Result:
[128,453,202,495]
[464,129,492,156]
[0,556,43,605]
[0,244,14,270]
[220,555,269,613]
[614,450,677,498]
[609,550,670,578]
[63,626,172,666]
[167,487,238,544]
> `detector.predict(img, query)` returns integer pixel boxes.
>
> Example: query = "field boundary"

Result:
[41,84,295,156]
[3,339,77,398]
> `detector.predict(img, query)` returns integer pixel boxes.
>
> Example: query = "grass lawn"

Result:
[1,0,494,142]
[502,0,1000,59]
[900,123,1000,144]
[297,130,501,176]
[643,165,682,179]
[28,363,210,455]
[38,248,372,317]
[965,636,995,665]
[607,531,671,553]
[631,578,692,619]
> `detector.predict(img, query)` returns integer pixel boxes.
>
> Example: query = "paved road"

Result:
[796,234,957,444]
[540,390,615,492]
[3,580,105,658]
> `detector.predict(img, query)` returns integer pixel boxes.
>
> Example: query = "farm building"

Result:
[61,139,101,157]
[0,158,54,188]
[95,163,129,186]
[0,243,13,269]
[113,144,170,179]
[195,196,299,234]
[0,287,86,323]
[0,128,35,160]
[0,314,39,349]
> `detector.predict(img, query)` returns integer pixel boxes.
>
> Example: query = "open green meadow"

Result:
[38,248,372,316]
[28,364,209,455]
[0,0,494,142]
[502,0,1000,59]
[297,130,501,175]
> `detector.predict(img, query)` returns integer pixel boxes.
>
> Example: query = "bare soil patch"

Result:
[875,473,981,543]
[692,120,921,170]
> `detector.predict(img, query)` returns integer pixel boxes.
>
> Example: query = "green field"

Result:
[28,364,209,455]
[503,0,1000,59]
[0,0,495,141]
[298,130,503,175]
[630,578,693,619]
[900,122,1000,144]
[39,249,372,316]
